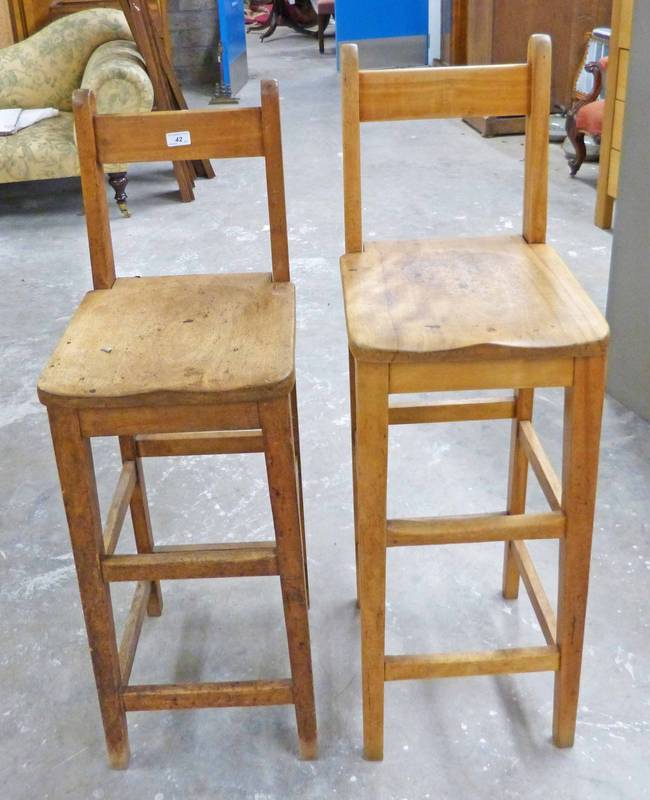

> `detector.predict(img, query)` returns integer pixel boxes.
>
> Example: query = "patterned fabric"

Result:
[0,11,153,184]
[82,40,154,115]
[0,9,133,111]
[0,112,78,182]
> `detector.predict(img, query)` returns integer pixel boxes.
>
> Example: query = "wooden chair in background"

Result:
[340,36,609,760]
[37,81,317,768]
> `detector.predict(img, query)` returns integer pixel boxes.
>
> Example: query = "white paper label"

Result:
[166,130,191,147]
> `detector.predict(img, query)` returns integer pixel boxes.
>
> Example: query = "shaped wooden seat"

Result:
[341,235,608,363]
[341,37,609,761]
[38,273,295,408]
[38,82,317,768]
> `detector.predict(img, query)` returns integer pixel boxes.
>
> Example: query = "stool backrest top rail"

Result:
[73,80,290,290]
[341,34,551,253]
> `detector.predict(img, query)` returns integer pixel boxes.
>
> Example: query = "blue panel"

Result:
[217,0,247,90]
[335,0,428,43]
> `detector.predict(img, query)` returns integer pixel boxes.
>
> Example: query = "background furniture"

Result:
[119,0,214,202]
[48,0,171,56]
[606,0,650,420]
[341,36,608,761]
[460,0,613,135]
[0,9,153,213]
[38,82,317,768]
[317,0,333,55]
[566,57,608,176]
[212,0,247,100]
[2,0,168,46]
[595,0,634,229]
[439,0,466,65]
[336,0,428,69]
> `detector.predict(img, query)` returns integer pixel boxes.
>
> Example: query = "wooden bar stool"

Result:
[340,36,609,760]
[37,81,317,768]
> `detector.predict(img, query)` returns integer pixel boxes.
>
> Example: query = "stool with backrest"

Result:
[37,81,317,768]
[340,36,609,760]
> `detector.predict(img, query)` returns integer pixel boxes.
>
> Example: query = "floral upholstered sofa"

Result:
[0,8,154,213]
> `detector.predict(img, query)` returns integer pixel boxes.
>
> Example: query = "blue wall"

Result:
[335,0,428,43]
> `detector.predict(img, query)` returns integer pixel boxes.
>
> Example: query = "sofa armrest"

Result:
[81,40,154,115]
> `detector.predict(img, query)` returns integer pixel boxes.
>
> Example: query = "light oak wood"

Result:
[135,430,265,457]
[388,397,515,425]
[119,436,162,616]
[118,581,150,684]
[341,237,608,364]
[553,356,606,746]
[94,107,264,164]
[502,388,534,599]
[618,0,634,48]
[41,78,317,765]
[122,679,294,710]
[386,511,564,547]
[519,420,563,511]
[261,80,291,283]
[358,63,530,123]
[341,44,362,254]
[48,408,129,769]
[384,646,559,681]
[38,275,295,409]
[349,353,362,607]
[79,403,260,437]
[260,397,318,760]
[354,362,389,761]
[595,0,634,229]
[102,545,279,581]
[512,541,557,646]
[523,35,551,244]
[617,49,629,99]
[389,358,574,394]
[73,91,116,290]
[102,461,136,556]
[340,35,609,759]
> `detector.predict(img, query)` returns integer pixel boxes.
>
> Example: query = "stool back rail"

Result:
[38,82,317,768]
[340,36,609,759]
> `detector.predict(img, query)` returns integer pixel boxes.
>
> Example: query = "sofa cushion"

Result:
[0,113,79,183]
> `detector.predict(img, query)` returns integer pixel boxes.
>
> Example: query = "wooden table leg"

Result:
[119,436,163,616]
[260,396,318,760]
[354,362,389,760]
[553,356,606,746]
[48,408,130,769]
[503,388,534,598]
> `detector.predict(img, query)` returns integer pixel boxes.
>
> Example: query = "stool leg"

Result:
[119,436,163,617]
[290,386,310,608]
[355,362,389,760]
[349,351,361,608]
[553,356,606,747]
[48,408,130,769]
[502,388,534,599]
[260,396,318,760]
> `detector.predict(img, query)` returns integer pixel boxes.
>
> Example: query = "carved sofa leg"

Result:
[107,172,130,217]
[566,116,587,177]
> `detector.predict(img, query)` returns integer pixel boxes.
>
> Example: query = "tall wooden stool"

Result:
[340,37,609,760]
[37,82,317,768]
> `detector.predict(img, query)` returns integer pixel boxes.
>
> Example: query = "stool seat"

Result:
[340,235,608,363]
[38,272,295,408]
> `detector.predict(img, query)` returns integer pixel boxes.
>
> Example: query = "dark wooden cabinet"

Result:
[463,0,613,110]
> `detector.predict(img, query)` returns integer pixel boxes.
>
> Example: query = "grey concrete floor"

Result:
[1,29,649,800]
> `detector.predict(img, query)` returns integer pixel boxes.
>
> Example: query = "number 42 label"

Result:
[166,130,191,147]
